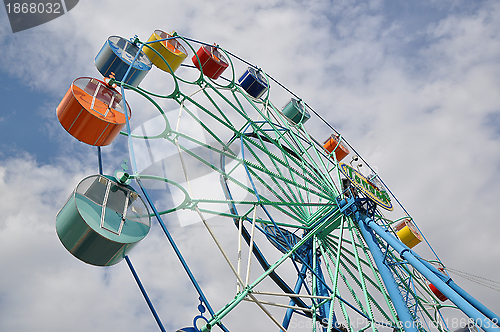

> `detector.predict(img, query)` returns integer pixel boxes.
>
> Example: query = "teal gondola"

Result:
[281,98,310,125]
[56,174,151,266]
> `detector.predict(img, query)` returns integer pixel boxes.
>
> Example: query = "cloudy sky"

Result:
[0,0,499,331]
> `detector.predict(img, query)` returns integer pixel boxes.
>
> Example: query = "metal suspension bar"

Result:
[245,206,257,287]
[253,290,329,300]
[219,175,313,317]
[243,297,313,312]
[245,293,288,331]
[237,216,243,293]
[97,146,103,175]
[194,207,245,290]
[312,236,318,332]
[125,256,166,332]
[362,216,500,332]
[354,212,418,332]
[317,242,340,332]
[197,200,286,331]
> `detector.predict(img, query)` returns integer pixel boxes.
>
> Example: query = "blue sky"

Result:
[0,1,499,331]
[0,70,71,165]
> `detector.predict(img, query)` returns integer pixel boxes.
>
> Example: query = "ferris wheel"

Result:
[54,30,500,332]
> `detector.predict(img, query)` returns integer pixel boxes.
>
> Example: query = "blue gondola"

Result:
[238,67,269,99]
[95,36,152,87]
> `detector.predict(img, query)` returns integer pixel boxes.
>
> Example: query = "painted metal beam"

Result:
[125,256,166,332]
[137,179,230,332]
[417,257,500,328]
[282,264,308,331]
[363,216,499,332]
[355,212,418,332]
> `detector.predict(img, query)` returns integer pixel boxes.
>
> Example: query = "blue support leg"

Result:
[125,256,166,332]
[282,264,308,331]
[137,180,230,332]
[417,257,500,327]
[363,216,500,332]
[355,212,418,332]
[447,281,500,327]
[316,260,336,332]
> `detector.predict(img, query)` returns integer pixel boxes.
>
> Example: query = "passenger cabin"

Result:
[238,67,269,99]
[323,134,349,162]
[429,283,448,302]
[56,77,130,146]
[281,98,310,125]
[56,175,151,266]
[143,30,188,74]
[192,44,229,79]
[95,36,152,87]
[394,218,423,249]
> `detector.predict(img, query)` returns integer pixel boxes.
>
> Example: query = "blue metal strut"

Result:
[355,211,418,332]
[362,216,499,332]
[416,257,500,327]
[125,256,166,332]
[282,264,308,331]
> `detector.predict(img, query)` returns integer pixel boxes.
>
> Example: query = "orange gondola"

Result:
[56,77,130,146]
[323,134,349,162]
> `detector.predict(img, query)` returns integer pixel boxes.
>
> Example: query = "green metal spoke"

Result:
[298,125,341,196]
[180,92,239,135]
[312,235,318,332]
[239,130,331,197]
[203,215,335,330]
[237,97,332,192]
[240,138,309,220]
[239,151,330,202]
[247,126,310,209]
[201,84,235,128]
[241,138,306,213]
[321,238,393,326]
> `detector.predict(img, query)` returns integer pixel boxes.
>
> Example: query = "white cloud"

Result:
[1,1,500,331]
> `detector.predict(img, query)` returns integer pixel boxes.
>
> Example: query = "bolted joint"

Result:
[129,35,140,46]
[115,170,131,185]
